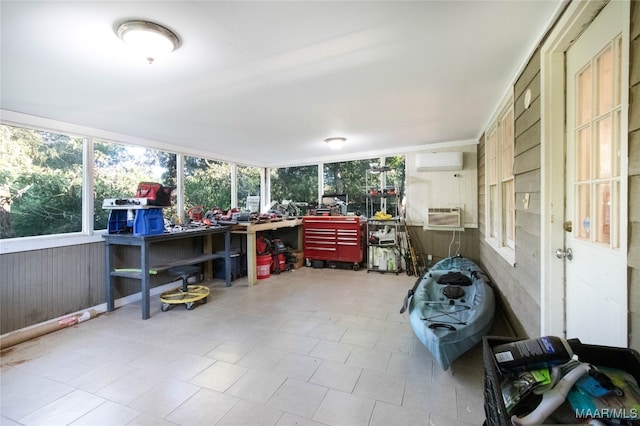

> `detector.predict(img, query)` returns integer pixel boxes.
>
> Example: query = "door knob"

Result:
[555,248,573,261]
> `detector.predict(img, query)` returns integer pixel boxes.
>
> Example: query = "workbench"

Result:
[231,218,303,286]
[103,226,231,319]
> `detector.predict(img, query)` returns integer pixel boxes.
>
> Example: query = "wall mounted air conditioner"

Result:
[415,152,463,171]
[426,207,463,230]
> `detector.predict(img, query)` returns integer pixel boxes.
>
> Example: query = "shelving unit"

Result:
[366,219,401,274]
[365,166,399,218]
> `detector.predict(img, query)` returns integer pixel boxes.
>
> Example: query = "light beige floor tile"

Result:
[307,322,348,341]
[189,361,247,392]
[346,347,391,372]
[225,369,287,404]
[217,399,283,426]
[271,353,322,381]
[128,379,200,418]
[308,340,353,363]
[68,400,140,425]
[127,413,179,426]
[267,378,328,418]
[309,360,362,393]
[95,368,164,406]
[369,400,429,426]
[162,353,216,382]
[19,389,105,426]
[68,361,138,394]
[429,412,476,426]
[279,319,318,335]
[236,347,287,371]
[335,314,370,330]
[313,389,375,426]
[276,412,327,426]
[205,339,255,363]
[0,415,23,426]
[340,328,378,349]
[1,372,74,421]
[353,368,406,405]
[165,388,239,425]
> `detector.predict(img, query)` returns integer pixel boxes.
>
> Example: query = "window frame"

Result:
[484,93,516,265]
[1,111,406,254]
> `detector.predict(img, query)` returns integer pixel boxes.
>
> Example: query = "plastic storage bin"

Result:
[483,336,640,426]
[133,209,165,236]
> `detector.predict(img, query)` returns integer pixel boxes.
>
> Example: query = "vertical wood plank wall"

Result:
[0,243,106,334]
[629,1,640,350]
[477,50,543,339]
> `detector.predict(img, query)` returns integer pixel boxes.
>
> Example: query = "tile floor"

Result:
[1,266,512,426]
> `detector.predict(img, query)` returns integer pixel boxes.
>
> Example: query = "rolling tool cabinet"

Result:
[302,216,364,270]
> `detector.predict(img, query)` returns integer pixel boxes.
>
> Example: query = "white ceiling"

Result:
[1,1,564,167]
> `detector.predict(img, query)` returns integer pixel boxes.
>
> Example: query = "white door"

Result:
[564,0,627,347]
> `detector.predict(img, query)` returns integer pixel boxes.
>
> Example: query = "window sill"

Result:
[0,231,106,254]
[484,237,516,267]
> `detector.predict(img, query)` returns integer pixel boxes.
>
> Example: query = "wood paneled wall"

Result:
[0,243,106,334]
[477,50,543,339]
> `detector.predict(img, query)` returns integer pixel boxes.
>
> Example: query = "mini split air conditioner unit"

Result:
[415,152,463,171]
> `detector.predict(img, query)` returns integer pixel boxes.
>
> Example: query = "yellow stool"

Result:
[160,265,209,311]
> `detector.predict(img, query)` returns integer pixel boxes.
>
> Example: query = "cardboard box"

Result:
[290,249,304,269]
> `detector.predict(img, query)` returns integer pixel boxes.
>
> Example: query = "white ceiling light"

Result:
[115,20,180,64]
[325,137,346,150]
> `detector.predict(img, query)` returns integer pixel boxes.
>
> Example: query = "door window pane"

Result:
[577,65,592,126]
[596,45,613,115]
[576,184,591,240]
[595,183,610,245]
[595,116,612,179]
[576,127,591,181]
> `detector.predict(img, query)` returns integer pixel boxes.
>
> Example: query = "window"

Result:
[1,124,84,238]
[485,98,515,260]
[184,157,231,211]
[237,165,262,211]
[94,141,176,230]
[270,165,318,215]
[323,159,373,214]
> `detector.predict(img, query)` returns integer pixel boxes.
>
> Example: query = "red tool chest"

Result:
[303,216,364,270]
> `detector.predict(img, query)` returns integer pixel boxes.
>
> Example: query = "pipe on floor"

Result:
[0,309,100,350]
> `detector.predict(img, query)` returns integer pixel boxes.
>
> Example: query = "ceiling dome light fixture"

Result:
[325,137,347,150]
[115,20,180,64]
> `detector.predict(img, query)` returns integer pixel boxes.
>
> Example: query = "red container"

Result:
[257,254,271,279]
[271,253,286,273]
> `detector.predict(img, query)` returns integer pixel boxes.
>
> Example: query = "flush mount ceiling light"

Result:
[325,137,347,150]
[115,20,180,64]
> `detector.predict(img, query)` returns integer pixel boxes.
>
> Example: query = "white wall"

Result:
[404,145,478,228]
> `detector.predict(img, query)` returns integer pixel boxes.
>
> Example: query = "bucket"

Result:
[257,254,271,279]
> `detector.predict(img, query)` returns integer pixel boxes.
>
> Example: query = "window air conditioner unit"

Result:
[426,207,463,230]
[415,152,463,171]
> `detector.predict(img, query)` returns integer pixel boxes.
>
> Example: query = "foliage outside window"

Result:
[94,141,176,230]
[237,165,261,210]
[485,99,515,257]
[271,165,318,215]
[324,159,372,214]
[184,156,231,212]
[1,124,83,238]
